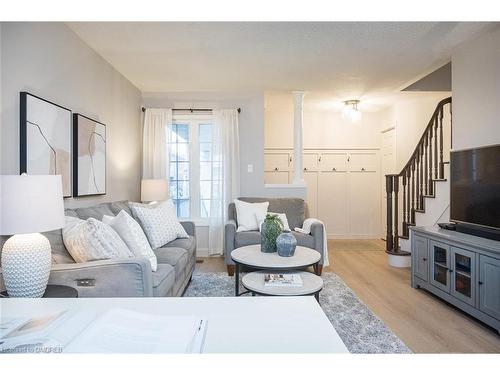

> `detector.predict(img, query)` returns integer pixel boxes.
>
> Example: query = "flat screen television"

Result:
[450,144,500,239]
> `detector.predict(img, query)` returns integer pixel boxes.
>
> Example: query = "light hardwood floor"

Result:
[196,239,500,353]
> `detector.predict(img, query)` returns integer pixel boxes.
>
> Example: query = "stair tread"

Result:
[422,194,435,198]
[414,208,425,213]
[433,178,447,182]
[398,235,409,240]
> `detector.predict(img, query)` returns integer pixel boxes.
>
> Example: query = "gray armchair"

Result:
[224,197,325,276]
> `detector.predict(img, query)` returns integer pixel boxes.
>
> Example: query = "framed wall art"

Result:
[73,113,106,196]
[20,92,72,197]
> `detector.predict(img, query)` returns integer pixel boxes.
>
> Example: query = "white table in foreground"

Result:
[0,296,348,353]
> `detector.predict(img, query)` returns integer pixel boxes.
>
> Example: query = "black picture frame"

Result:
[73,113,107,197]
[20,91,73,198]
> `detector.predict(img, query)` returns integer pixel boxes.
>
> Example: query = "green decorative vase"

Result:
[261,214,284,253]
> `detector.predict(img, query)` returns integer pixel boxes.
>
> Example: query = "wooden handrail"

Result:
[386,97,452,255]
[398,97,451,177]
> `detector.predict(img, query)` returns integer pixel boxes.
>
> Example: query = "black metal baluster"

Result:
[415,149,420,211]
[402,173,407,237]
[424,136,428,196]
[393,176,399,251]
[406,167,411,224]
[428,127,434,196]
[439,106,444,179]
[434,115,438,179]
[386,175,394,253]
[411,161,416,224]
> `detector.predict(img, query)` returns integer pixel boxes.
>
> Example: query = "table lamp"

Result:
[141,179,169,203]
[0,174,65,297]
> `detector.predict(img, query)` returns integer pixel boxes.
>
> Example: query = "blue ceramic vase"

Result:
[276,230,297,257]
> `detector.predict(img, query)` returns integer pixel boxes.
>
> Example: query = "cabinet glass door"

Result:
[451,247,475,306]
[430,241,450,292]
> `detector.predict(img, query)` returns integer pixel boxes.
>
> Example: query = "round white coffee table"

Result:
[242,270,324,301]
[231,245,321,296]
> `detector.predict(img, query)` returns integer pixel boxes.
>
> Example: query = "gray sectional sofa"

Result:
[224,197,325,276]
[0,200,196,298]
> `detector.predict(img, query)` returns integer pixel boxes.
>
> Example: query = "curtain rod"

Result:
[141,107,241,113]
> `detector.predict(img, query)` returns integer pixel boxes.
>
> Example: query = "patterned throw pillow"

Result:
[62,216,133,263]
[102,211,158,272]
[129,200,189,249]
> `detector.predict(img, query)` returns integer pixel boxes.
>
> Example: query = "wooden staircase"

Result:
[385,97,452,257]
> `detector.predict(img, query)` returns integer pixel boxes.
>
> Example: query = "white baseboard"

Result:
[196,248,210,257]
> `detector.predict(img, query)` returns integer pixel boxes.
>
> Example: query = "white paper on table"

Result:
[65,309,207,354]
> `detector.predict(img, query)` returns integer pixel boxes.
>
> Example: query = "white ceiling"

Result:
[68,22,494,108]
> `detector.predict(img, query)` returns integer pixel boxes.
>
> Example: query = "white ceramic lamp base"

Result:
[1,233,52,297]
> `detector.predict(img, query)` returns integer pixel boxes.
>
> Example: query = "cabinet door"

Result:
[318,171,349,237]
[430,240,451,293]
[349,152,378,172]
[349,170,380,236]
[413,235,429,281]
[479,255,500,320]
[303,153,319,172]
[264,153,290,172]
[450,247,476,306]
[319,153,348,172]
[264,171,290,184]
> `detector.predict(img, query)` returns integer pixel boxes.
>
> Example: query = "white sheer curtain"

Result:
[208,109,240,255]
[142,108,172,179]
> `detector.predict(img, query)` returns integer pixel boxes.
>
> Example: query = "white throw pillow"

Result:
[129,200,188,249]
[257,212,291,232]
[62,216,133,263]
[102,211,158,272]
[234,199,269,232]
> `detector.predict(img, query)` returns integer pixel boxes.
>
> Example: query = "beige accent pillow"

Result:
[103,211,158,272]
[234,199,269,232]
[129,200,188,249]
[62,216,133,263]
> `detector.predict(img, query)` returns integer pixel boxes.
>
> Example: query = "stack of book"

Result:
[264,273,303,287]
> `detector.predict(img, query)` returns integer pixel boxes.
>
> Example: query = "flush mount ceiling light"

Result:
[342,99,362,122]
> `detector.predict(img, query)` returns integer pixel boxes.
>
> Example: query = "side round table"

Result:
[231,245,321,296]
[0,285,78,298]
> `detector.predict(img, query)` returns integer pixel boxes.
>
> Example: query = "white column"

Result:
[292,91,305,185]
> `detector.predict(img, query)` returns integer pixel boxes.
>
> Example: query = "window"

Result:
[167,116,217,221]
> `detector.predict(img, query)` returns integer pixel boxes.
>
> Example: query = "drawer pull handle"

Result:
[423,257,427,261]
[478,281,484,285]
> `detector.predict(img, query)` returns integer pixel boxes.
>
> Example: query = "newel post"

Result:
[386,175,394,252]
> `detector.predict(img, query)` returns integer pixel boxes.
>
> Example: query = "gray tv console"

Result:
[411,226,500,334]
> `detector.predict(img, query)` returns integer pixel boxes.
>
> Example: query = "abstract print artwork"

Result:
[73,114,106,196]
[20,92,72,197]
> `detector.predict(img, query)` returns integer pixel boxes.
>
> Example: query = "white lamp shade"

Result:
[141,179,169,202]
[0,175,65,235]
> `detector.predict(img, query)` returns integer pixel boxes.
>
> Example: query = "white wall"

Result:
[265,109,383,149]
[0,23,143,208]
[452,27,500,150]
[383,93,451,171]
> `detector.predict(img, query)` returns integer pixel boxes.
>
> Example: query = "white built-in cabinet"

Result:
[264,148,381,239]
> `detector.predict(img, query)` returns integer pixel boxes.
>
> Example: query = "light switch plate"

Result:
[247,164,254,173]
